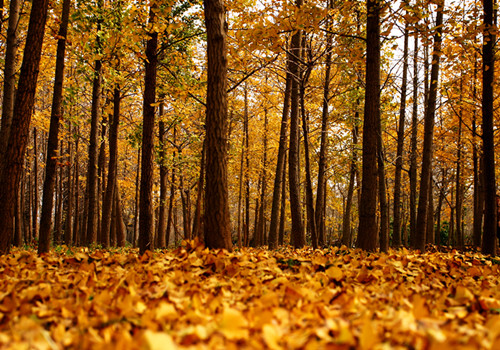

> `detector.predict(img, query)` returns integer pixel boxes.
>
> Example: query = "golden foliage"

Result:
[1,242,500,349]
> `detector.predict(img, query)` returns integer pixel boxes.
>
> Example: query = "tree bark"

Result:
[101,87,121,248]
[342,123,358,247]
[409,32,419,249]
[38,0,71,254]
[392,23,409,248]
[288,0,305,248]
[139,6,158,254]
[0,0,50,254]
[482,0,497,255]
[203,0,232,250]
[415,0,444,252]
[0,0,21,166]
[268,61,291,249]
[157,105,168,248]
[357,0,380,252]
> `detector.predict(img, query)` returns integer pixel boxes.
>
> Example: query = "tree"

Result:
[203,0,232,250]
[481,0,496,256]
[415,0,444,252]
[139,5,159,255]
[38,0,72,254]
[357,0,381,252]
[0,0,50,254]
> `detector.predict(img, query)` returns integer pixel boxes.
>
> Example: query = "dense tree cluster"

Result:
[0,0,497,255]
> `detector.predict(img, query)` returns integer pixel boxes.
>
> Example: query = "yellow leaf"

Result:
[218,307,248,340]
[325,266,344,281]
[143,330,177,350]
[262,323,282,350]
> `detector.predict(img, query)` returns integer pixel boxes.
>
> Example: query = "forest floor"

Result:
[0,241,500,350]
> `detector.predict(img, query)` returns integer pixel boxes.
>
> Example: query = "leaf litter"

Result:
[0,240,499,349]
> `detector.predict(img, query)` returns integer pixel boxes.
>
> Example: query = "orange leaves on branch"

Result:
[0,246,499,349]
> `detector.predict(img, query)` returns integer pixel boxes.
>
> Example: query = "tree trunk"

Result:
[357,0,380,252]
[288,0,305,248]
[415,0,444,252]
[115,182,126,247]
[455,81,464,249]
[278,153,287,246]
[243,86,250,247]
[256,108,269,246]
[203,0,232,250]
[315,1,333,248]
[426,177,434,245]
[342,124,358,247]
[157,105,168,248]
[268,60,291,249]
[0,0,21,166]
[377,124,389,253]
[139,6,158,254]
[85,14,103,246]
[192,141,205,239]
[101,87,121,248]
[482,0,497,256]
[472,61,483,248]
[300,69,317,249]
[0,0,50,254]
[393,23,409,248]
[409,32,419,249]
[38,0,71,253]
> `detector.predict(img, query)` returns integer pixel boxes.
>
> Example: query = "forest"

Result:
[0,0,500,348]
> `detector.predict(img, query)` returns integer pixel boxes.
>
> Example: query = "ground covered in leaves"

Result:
[1,242,500,350]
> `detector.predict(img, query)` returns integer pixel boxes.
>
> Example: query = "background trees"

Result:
[0,0,497,255]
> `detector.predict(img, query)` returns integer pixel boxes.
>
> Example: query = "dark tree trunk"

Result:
[203,0,232,250]
[85,17,103,246]
[243,86,250,246]
[192,141,205,239]
[393,23,409,248]
[409,32,419,248]
[300,69,317,249]
[278,153,287,246]
[38,0,71,254]
[139,6,158,254]
[0,0,21,165]
[101,87,121,248]
[357,0,380,252]
[415,0,443,252]
[426,178,434,245]
[0,0,50,254]
[482,0,497,255]
[455,81,464,249]
[472,60,483,248]
[256,108,269,246]
[157,105,168,248]
[268,62,291,249]
[115,183,126,247]
[288,0,305,248]
[377,124,389,253]
[315,31,332,248]
[342,123,358,247]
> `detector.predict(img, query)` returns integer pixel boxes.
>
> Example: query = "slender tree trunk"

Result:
[415,0,444,252]
[342,123,358,247]
[157,105,168,248]
[288,0,305,248]
[456,81,464,249]
[65,123,74,245]
[86,14,103,246]
[0,0,50,254]
[243,86,250,247]
[377,124,389,252]
[482,0,497,256]
[97,116,107,244]
[133,147,140,247]
[38,0,71,253]
[237,135,244,247]
[278,153,287,246]
[203,0,232,250]
[256,108,269,246]
[192,141,205,239]
[100,87,120,248]
[393,23,409,248]
[32,129,39,240]
[0,0,21,165]
[268,63,291,249]
[115,182,126,247]
[357,0,380,252]
[73,128,80,245]
[139,6,158,254]
[300,70,317,249]
[472,59,483,248]
[409,33,419,248]
[426,178,434,244]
